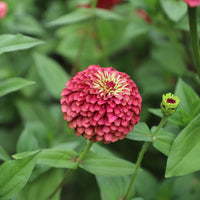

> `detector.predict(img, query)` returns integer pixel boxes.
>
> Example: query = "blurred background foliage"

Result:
[1,0,200,199]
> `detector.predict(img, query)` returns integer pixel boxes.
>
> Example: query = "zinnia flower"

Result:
[136,9,152,24]
[184,0,200,7]
[61,65,142,143]
[0,1,7,18]
[77,0,123,10]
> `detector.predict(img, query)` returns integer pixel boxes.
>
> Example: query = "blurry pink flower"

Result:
[0,1,7,18]
[61,65,142,144]
[184,0,200,7]
[136,9,152,24]
[77,0,123,10]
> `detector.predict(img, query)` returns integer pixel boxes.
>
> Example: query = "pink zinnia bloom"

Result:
[0,1,7,18]
[77,0,123,10]
[61,65,142,144]
[184,0,200,7]
[136,9,152,24]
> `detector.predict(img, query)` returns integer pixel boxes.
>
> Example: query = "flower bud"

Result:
[0,1,7,18]
[161,93,180,116]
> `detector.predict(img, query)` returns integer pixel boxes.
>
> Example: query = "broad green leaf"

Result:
[165,114,200,177]
[0,152,39,200]
[148,108,162,118]
[152,127,176,156]
[161,0,187,22]
[47,8,92,26]
[80,151,135,176]
[96,176,133,200]
[126,122,152,142]
[13,148,78,169]
[17,125,39,153]
[18,169,63,200]
[33,53,70,99]
[0,34,44,54]
[0,146,10,161]
[0,78,35,97]
[94,9,122,20]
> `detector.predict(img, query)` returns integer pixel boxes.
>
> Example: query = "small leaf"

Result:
[152,128,176,156]
[0,152,39,200]
[0,34,44,54]
[165,114,200,177]
[94,9,122,20]
[126,122,152,142]
[161,0,187,22]
[17,125,39,153]
[0,78,35,97]
[80,151,135,176]
[13,149,78,169]
[33,53,70,99]
[47,8,92,26]
[0,146,10,161]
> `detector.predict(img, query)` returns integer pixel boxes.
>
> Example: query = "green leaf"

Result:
[13,149,78,169]
[126,122,152,142]
[96,176,133,200]
[165,114,200,177]
[0,78,35,97]
[161,0,187,22]
[33,53,70,99]
[17,125,39,153]
[94,9,122,20]
[80,151,135,176]
[0,152,39,200]
[0,146,10,161]
[47,8,92,26]
[18,169,63,200]
[0,34,44,54]
[152,128,176,156]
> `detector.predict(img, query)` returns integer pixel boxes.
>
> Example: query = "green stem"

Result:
[123,116,168,200]
[188,6,200,77]
[47,141,93,200]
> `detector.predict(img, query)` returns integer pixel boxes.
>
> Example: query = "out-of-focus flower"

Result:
[61,65,142,143]
[184,0,200,7]
[161,93,180,116]
[0,1,7,18]
[77,0,123,10]
[136,9,152,24]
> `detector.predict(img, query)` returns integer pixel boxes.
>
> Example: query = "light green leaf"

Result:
[80,151,135,176]
[18,169,63,200]
[17,125,39,153]
[152,127,176,156]
[126,122,152,142]
[0,34,44,54]
[95,9,122,20]
[33,53,70,99]
[161,0,187,22]
[0,152,39,200]
[47,8,92,26]
[13,148,78,169]
[165,114,200,177]
[0,146,10,161]
[0,78,35,97]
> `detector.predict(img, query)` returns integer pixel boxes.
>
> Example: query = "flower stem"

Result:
[188,6,200,77]
[47,141,93,200]
[123,116,168,200]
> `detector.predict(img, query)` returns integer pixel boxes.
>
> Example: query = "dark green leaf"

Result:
[0,78,35,97]
[126,122,152,142]
[0,34,44,54]
[0,152,39,200]
[80,151,135,176]
[33,53,70,99]
[165,114,200,177]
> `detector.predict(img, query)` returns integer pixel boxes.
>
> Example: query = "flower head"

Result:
[0,1,7,18]
[184,0,200,7]
[61,65,142,143]
[161,93,180,116]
